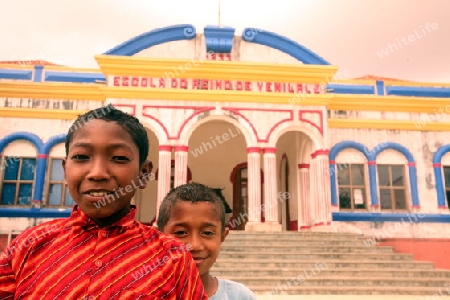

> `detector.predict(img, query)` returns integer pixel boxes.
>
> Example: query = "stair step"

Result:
[213,259,435,269]
[222,276,449,287]
[217,252,413,260]
[211,267,450,278]
[220,245,395,253]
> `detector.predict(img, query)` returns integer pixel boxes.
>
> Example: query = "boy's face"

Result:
[162,200,228,277]
[63,119,150,220]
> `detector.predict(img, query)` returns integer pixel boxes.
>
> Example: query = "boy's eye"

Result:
[112,156,130,162]
[173,230,188,237]
[71,154,89,160]
[202,231,215,237]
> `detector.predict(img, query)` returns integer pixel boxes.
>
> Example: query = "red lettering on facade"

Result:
[131,77,139,87]
[122,76,129,86]
[257,82,264,91]
[141,78,148,87]
[180,78,187,89]
[113,76,120,86]
[236,81,243,91]
[224,80,232,90]
[245,82,251,91]
[159,78,166,88]
[171,78,178,88]
[266,82,272,92]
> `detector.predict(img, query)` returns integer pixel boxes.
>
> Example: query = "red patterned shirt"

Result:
[0,206,207,300]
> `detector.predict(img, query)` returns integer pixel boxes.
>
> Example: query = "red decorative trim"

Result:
[433,163,442,167]
[263,147,276,154]
[113,104,136,116]
[0,153,3,158]
[222,107,294,143]
[371,204,380,207]
[299,110,323,136]
[311,149,329,158]
[37,154,48,159]
[174,145,188,152]
[408,162,416,167]
[288,220,298,231]
[300,225,312,229]
[298,163,310,169]
[368,161,376,165]
[438,205,448,209]
[411,205,421,209]
[158,145,172,152]
[332,203,339,206]
[229,162,265,184]
[247,147,261,154]
[329,160,335,165]
[142,105,215,140]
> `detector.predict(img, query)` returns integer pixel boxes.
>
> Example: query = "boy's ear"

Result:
[138,160,153,189]
[221,227,229,243]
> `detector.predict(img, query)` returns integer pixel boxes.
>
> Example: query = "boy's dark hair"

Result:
[65,104,149,166]
[157,182,227,232]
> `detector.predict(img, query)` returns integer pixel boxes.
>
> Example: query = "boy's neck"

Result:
[93,205,131,227]
[201,274,218,297]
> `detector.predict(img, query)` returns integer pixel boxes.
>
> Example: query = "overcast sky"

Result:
[0,0,448,82]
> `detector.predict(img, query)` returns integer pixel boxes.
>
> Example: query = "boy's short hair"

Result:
[157,182,226,232]
[65,104,149,166]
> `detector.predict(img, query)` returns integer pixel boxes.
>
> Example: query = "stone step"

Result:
[222,276,449,288]
[222,239,377,247]
[211,267,450,278]
[226,234,364,242]
[249,285,450,295]
[213,259,435,269]
[217,251,413,261]
[220,245,395,253]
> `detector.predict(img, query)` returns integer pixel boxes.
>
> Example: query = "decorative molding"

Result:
[329,119,450,131]
[241,28,330,65]
[104,24,196,56]
[203,26,235,53]
[95,55,338,83]
[299,110,323,135]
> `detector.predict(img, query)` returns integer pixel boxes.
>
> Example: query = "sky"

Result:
[0,0,448,82]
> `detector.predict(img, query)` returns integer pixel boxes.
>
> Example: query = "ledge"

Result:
[0,207,71,218]
[95,55,339,84]
[332,212,450,223]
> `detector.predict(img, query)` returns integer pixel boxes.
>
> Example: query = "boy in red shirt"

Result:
[0,105,207,299]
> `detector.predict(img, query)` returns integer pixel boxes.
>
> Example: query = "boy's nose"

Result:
[188,234,204,251]
[87,158,111,181]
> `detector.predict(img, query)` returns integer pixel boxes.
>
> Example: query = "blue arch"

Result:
[372,142,419,207]
[371,142,414,162]
[104,24,196,56]
[0,132,44,153]
[43,134,66,155]
[329,141,377,207]
[242,28,330,65]
[433,144,450,208]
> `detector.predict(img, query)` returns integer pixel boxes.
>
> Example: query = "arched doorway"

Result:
[280,154,291,230]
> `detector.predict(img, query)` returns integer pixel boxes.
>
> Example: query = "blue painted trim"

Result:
[203,26,235,53]
[44,71,106,83]
[104,24,196,56]
[242,28,330,65]
[371,142,414,162]
[329,141,378,207]
[0,132,44,153]
[326,84,375,95]
[43,134,66,155]
[376,80,385,96]
[386,86,450,98]
[433,144,450,208]
[368,164,379,206]
[332,212,450,223]
[33,66,44,82]
[372,142,419,207]
[0,207,71,218]
[0,69,33,80]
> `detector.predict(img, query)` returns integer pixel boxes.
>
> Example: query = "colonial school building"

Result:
[0,24,449,265]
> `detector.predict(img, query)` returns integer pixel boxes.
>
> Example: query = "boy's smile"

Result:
[163,201,228,280]
[63,119,150,224]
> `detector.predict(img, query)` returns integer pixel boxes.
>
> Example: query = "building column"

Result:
[174,145,188,188]
[262,147,282,231]
[245,147,262,231]
[311,149,332,227]
[298,163,312,230]
[156,145,172,221]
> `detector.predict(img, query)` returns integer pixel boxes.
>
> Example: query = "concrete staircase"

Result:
[211,231,450,296]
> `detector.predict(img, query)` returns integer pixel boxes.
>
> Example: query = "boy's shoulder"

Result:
[212,278,258,300]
